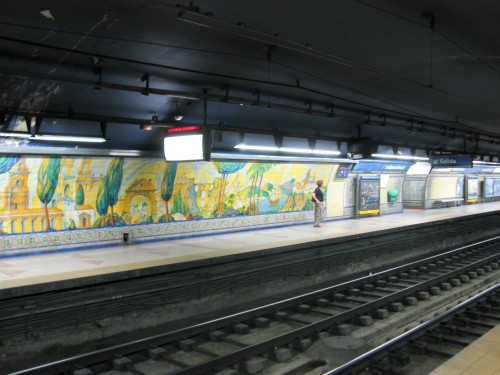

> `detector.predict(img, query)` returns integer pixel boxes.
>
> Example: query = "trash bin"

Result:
[388,189,399,202]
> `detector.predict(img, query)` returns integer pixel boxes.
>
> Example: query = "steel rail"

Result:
[324,283,500,375]
[2,227,498,323]
[162,253,500,375]
[10,244,499,375]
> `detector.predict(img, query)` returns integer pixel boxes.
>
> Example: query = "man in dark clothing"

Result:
[312,179,324,227]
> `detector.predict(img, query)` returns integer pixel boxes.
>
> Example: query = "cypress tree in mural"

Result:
[106,158,124,225]
[0,155,20,174]
[95,158,124,226]
[36,157,61,231]
[96,175,109,226]
[213,161,246,217]
[75,184,84,206]
[161,162,177,222]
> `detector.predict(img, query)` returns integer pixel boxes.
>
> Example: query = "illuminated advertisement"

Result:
[357,175,380,216]
[466,176,478,203]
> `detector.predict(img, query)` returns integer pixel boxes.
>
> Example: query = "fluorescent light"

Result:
[473,161,500,166]
[235,144,280,152]
[371,153,429,161]
[0,132,32,138]
[212,152,354,163]
[234,144,341,155]
[109,150,142,157]
[30,135,107,143]
[164,134,204,161]
[280,147,341,155]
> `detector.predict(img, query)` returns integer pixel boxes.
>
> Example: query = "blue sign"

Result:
[353,159,413,172]
[336,164,353,178]
[431,154,472,168]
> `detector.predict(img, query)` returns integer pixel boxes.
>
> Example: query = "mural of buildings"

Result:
[0,155,334,236]
[120,178,158,224]
[0,159,64,233]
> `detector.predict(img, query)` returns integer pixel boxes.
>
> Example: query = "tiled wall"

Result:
[0,211,313,256]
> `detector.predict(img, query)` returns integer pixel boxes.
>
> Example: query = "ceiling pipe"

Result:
[0,69,490,138]
[2,27,499,123]
[1,70,499,149]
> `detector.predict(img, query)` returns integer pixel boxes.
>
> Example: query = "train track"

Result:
[10,237,500,375]
[325,284,500,375]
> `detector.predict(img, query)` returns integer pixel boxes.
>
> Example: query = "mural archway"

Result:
[121,178,158,224]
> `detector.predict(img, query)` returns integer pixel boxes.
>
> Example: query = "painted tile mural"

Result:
[0,155,334,235]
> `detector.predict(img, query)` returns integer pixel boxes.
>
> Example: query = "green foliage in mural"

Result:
[222,193,244,216]
[214,161,247,175]
[169,190,189,217]
[261,182,273,191]
[37,157,60,202]
[106,158,124,225]
[246,162,276,214]
[172,190,182,215]
[68,219,76,229]
[96,176,109,226]
[75,184,84,205]
[94,213,126,227]
[161,162,177,222]
[238,186,258,198]
[213,161,247,217]
[94,158,124,226]
[0,155,20,174]
[37,157,61,231]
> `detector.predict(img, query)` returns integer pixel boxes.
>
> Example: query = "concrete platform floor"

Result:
[428,323,500,375]
[1,201,499,291]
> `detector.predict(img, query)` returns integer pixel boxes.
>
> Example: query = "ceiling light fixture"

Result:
[30,134,107,143]
[0,132,32,138]
[174,103,184,121]
[473,160,500,166]
[371,153,429,161]
[109,150,142,157]
[234,144,341,155]
[213,151,353,163]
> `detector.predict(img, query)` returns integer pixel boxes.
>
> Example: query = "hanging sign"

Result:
[430,154,472,168]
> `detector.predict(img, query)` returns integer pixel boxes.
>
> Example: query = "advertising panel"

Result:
[466,176,478,203]
[357,175,380,216]
[484,178,494,197]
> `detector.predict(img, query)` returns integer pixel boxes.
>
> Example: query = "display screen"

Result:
[336,164,352,178]
[164,134,204,161]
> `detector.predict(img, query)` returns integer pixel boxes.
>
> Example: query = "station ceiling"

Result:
[1,1,500,157]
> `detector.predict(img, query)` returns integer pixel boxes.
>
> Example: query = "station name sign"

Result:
[430,154,472,168]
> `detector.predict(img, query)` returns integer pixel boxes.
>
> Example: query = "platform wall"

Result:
[0,154,351,256]
[424,173,464,209]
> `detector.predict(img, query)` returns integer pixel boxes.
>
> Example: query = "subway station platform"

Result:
[428,323,500,375]
[1,201,500,292]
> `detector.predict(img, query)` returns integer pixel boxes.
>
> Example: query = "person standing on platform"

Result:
[312,179,324,227]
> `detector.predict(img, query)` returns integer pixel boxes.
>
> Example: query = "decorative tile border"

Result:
[0,211,315,257]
